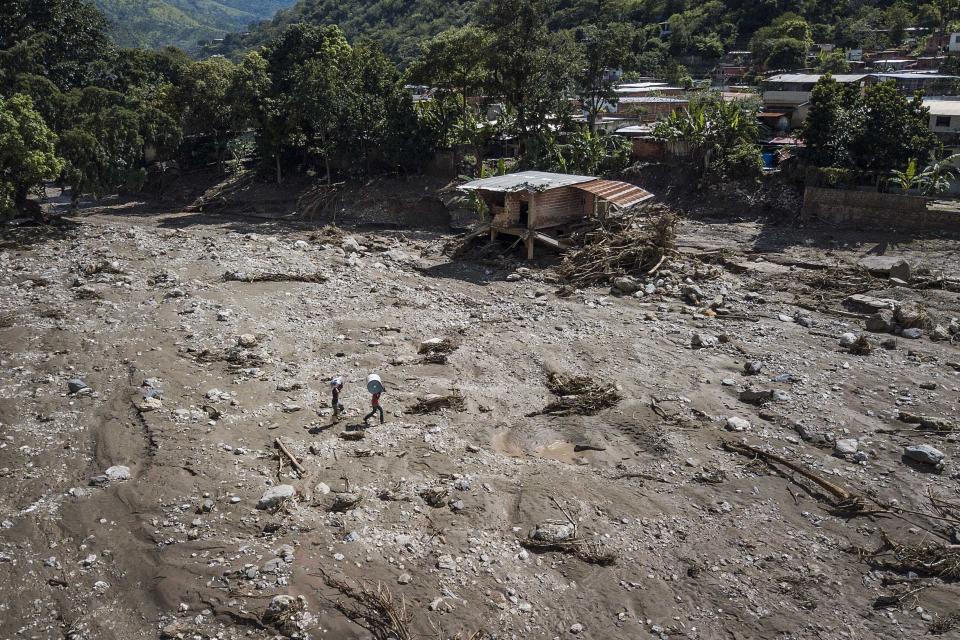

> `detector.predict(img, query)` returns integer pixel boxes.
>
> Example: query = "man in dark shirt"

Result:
[330,377,345,420]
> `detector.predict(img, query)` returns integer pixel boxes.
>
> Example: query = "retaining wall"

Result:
[801,187,960,231]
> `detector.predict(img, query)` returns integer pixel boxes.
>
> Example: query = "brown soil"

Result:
[1,194,960,640]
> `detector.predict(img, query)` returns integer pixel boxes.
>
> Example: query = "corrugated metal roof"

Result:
[615,125,655,135]
[618,96,688,104]
[459,171,597,192]
[766,136,803,145]
[572,179,654,209]
[875,72,960,80]
[615,82,671,90]
[924,98,960,116]
[765,73,868,83]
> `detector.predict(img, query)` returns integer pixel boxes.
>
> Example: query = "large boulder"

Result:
[889,260,912,282]
[257,485,296,510]
[904,444,945,466]
[865,310,895,334]
[726,416,751,432]
[105,465,131,482]
[834,439,859,457]
[341,237,363,253]
[529,522,576,544]
[612,276,641,295]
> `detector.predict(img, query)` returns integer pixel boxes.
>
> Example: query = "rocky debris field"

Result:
[1,208,960,640]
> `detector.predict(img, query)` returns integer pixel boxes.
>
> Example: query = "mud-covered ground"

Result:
[1,202,960,640]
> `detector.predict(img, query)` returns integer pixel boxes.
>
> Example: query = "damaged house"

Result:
[459,171,653,258]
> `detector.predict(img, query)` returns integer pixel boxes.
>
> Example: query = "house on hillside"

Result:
[762,71,960,129]
[924,97,960,146]
[713,52,752,85]
[950,33,960,53]
[459,171,654,259]
[873,71,960,94]
[612,96,689,121]
[614,82,684,98]
[762,73,870,111]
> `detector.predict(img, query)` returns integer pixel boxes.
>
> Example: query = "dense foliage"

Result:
[204,0,959,66]
[651,95,763,181]
[0,94,63,216]
[1,0,955,217]
[801,75,941,173]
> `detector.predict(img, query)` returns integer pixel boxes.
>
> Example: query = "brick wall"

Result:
[631,139,666,160]
[802,187,960,231]
[532,187,590,228]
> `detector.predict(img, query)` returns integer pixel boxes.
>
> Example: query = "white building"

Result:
[949,33,960,53]
[923,97,960,138]
[762,73,869,109]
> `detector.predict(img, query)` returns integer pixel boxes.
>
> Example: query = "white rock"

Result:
[342,237,363,253]
[136,396,163,413]
[904,444,944,465]
[105,465,131,481]
[726,417,751,432]
[839,333,858,348]
[257,485,296,510]
[834,439,859,456]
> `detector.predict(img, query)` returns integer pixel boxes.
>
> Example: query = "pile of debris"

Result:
[417,337,458,364]
[408,392,466,414]
[530,372,622,416]
[868,533,960,580]
[556,207,679,288]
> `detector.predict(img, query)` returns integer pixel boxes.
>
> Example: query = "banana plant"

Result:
[890,157,921,191]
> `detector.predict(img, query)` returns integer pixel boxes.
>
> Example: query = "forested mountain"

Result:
[205,0,474,61]
[203,0,944,64]
[93,0,297,49]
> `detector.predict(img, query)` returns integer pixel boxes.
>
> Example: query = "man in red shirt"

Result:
[364,390,384,425]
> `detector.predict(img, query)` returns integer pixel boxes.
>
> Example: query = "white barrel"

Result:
[366,374,385,394]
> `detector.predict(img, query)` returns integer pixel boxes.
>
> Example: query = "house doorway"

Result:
[519,201,529,227]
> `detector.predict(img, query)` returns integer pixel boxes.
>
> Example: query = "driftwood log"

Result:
[274,437,306,475]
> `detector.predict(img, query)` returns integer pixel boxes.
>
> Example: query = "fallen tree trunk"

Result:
[224,270,328,284]
[722,440,854,502]
[274,437,306,475]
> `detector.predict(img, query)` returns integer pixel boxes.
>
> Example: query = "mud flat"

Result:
[1,208,959,639]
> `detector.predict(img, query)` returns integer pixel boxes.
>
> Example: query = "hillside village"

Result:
[3,2,960,640]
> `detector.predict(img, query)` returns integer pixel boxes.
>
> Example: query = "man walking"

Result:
[330,376,345,420]
[364,373,386,426]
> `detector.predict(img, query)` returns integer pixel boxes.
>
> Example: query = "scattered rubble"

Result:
[3,205,960,640]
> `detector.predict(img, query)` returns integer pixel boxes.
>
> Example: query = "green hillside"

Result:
[204,0,945,65]
[94,0,297,49]
[205,0,475,61]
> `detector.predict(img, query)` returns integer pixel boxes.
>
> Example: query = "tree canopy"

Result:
[801,76,941,173]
